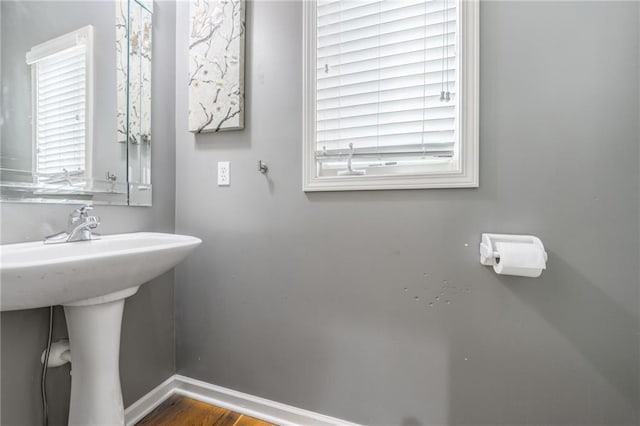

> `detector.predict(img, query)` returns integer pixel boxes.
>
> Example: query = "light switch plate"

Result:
[217,161,230,186]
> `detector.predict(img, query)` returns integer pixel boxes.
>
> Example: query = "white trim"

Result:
[302,0,318,192]
[31,60,37,182]
[302,0,479,192]
[125,374,361,426]
[85,25,95,181]
[124,375,176,425]
[26,25,93,64]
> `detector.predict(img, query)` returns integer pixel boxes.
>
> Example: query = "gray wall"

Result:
[0,1,176,424]
[174,1,640,425]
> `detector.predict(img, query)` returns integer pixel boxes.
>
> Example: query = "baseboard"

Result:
[124,374,360,426]
[124,375,176,425]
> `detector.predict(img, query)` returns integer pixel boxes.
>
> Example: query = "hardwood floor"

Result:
[136,394,277,426]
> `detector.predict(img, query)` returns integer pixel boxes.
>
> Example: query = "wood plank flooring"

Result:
[136,394,277,426]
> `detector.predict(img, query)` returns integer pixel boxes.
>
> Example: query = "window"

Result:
[26,26,93,183]
[303,0,478,191]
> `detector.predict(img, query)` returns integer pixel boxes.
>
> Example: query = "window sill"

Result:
[303,171,479,192]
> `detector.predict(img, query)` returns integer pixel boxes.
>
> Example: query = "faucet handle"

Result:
[72,205,93,217]
[76,205,93,214]
[69,204,94,226]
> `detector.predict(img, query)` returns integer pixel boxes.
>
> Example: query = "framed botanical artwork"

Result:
[189,0,245,133]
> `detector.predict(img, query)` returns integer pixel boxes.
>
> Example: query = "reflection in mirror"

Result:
[0,0,153,205]
[26,26,94,191]
[123,0,153,205]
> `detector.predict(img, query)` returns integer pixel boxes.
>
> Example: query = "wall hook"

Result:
[258,160,268,174]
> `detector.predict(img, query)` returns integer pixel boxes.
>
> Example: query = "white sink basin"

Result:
[0,232,201,426]
[1,232,201,311]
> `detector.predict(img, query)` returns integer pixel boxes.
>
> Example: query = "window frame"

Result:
[26,25,94,183]
[302,0,479,192]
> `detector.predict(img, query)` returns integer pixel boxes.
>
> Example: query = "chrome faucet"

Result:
[44,205,101,244]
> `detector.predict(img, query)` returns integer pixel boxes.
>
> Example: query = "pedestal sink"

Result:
[0,232,201,425]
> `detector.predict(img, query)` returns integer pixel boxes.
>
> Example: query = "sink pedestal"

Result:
[0,232,202,424]
[63,286,140,426]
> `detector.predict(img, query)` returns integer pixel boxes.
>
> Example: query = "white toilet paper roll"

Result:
[493,241,546,277]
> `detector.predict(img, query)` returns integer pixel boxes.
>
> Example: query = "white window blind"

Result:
[315,0,458,177]
[26,26,93,181]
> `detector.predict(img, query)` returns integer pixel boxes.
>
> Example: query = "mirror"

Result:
[0,0,153,205]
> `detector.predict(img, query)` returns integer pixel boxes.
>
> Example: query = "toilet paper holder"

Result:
[479,233,548,266]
